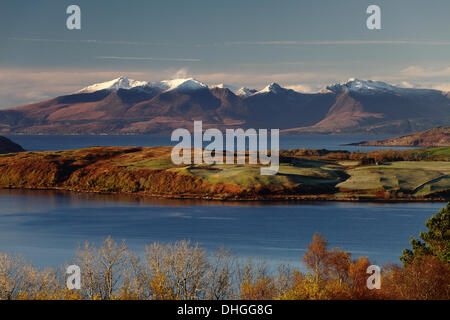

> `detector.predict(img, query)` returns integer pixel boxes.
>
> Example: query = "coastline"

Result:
[1,186,448,202]
[1,146,450,202]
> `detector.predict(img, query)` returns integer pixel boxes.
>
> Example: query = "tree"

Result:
[237,258,275,300]
[145,240,208,300]
[401,203,450,264]
[240,278,276,300]
[382,256,450,300]
[204,248,236,300]
[302,233,330,282]
[0,253,25,300]
[75,236,129,300]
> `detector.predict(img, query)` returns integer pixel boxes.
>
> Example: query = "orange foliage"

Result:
[240,278,277,300]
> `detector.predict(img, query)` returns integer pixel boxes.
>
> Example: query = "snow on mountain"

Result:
[210,83,238,91]
[327,78,415,94]
[77,77,208,94]
[77,76,150,93]
[235,87,258,96]
[77,77,444,97]
[212,84,261,96]
[152,78,208,92]
[256,83,292,95]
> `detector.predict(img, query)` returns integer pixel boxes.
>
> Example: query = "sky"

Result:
[0,0,449,108]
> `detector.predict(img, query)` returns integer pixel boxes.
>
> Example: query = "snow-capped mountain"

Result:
[9,76,445,135]
[326,78,436,95]
[77,76,150,93]
[235,87,258,96]
[256,83,293,95]
[155,78,208,92]
[77,75,321,98]
[77,76,446,98]
[77,77,208,94]
[76,77,299,96]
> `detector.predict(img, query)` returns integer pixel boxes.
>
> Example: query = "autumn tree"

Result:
[204,248,236,300]
[401,203,450,264]
[75,236,129,300]
[382,256,450,300]
[145,240,208,300]
[302,233,330,282]
[381,203,450,299]
[237,258,276,300]
[0,253,26,300]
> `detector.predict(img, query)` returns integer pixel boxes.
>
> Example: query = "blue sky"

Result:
[0,0,449,107]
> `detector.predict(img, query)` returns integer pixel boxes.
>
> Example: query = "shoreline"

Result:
[1,186,447,203]
[1,146,450,203]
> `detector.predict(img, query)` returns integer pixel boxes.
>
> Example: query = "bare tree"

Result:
[274,264,294,297]
[21,265,62,299]
[76,236,128,300]
[121,252,151,300]
[0,253,25,300]
[204,248,236,300]
[145,240,208,300]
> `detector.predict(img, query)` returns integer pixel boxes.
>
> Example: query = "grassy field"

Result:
[337,161,450,198]
[412,147,450,160]
[0,146,449,200]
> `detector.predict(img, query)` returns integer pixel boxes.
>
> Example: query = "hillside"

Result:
[351,126,450,147]
[283,80,450,135]
[0,146,449,200]
[0,78,449,135]
[0,136,24,154]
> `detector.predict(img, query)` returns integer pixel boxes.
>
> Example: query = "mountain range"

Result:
[0,77,449,135]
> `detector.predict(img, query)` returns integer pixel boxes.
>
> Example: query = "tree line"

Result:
[0,204,448,300]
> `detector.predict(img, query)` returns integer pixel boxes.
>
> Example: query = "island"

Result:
[350,126,450,147]
[0,146,449,201]
[0,136,24,154]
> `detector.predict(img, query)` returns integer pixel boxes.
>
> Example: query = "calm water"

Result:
[0,134,431,269]
[4,134,414,152]
[0,189,443,268]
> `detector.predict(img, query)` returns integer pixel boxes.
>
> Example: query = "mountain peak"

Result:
[158,78,208,92]
[77,77,208,94]
[236,87,258,96]
[258,82,285,94]
[327,78,401,94]
[77,76,149,93]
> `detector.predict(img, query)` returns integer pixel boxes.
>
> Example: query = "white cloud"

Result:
[284,84,318,93]
[172,68,190,79]
[432,83,450,92]
[400,66,450,78]
[8,37,175,46]
[205,40,450,47]
[0,69,158,108]
[398,81,415,88]
[96,56,200,62]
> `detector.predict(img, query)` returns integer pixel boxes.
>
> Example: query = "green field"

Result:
[337,161,450,197]
[182,160,345,189]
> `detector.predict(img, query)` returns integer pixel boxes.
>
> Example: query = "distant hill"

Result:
[350,126,450,147]
[0,136,24,153]
[1,77,449,135]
